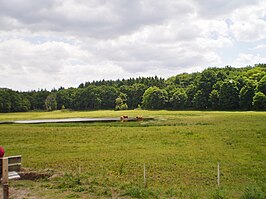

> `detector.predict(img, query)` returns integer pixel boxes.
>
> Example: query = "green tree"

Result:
[120,83,147,109]
[74,86,101,110]
[240,82,255,110]
[2,64,266,112]
[217,71,227,81]
[115,93,128,110]
[197,69,217,108]
[45,93,57,111]
[10,92,30,112]
[98,85,118,109]
[130,83,148,108]
[219,80,240,110]
[192,90,207,109]
[186,84,197,108]
[0,89,30,112]
[0,89,11,112]
[142,87,168,109]
[56,88,76,109]
[170,89,188,109]
[31,90,50,110]
[256,75,266,95]
[209,90,220,110]
[252,92,266,110]
[244,67,266,81]
[15,96,30,112]
[212,81,223,91]
[167,73,198,88]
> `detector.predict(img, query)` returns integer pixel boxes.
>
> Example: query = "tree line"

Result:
[1,64,266,113]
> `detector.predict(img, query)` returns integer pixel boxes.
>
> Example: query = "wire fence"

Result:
[54,160,265,189]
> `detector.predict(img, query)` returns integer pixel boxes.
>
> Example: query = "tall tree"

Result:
[12,94,30,112]
[186,84,197,108]
[192,90,207,109]
[170,88,188,109]
[75,86,102,110]
[256,75,266,95]
[219,81,239,110]
[32,90,50,110]
[45,93,57,111]
[209,90,220,110]
[0,89,11,113]
[115,93,128,110]
[120,83,147,109]
[239,81,255,110]
[142,87,168,109]
[197,69,217,108]
[56,88,76,109]
[252,92,266,110]
[97,85,118,109]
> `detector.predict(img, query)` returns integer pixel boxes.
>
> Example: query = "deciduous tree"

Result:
[253,92,266,110]
[142,87,168,109]
[219,81,239,110]
[170,89,188,109]
[45,93,57,111]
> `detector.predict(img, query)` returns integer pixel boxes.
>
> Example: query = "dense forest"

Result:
[1,64,266,113]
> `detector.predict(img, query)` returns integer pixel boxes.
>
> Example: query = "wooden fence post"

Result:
[217,162,220,187]
[2,157,9,199]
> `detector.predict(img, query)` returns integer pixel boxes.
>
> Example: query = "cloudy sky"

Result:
[0,0,266,91]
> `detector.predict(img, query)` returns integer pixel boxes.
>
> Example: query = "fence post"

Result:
[78,165,81,174]
[144,164,147,188]
[2,157,9,199]
[217,162,220,187]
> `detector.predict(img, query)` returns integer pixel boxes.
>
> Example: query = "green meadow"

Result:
[0,110,265,198]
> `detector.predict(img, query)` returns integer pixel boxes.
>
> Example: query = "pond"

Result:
[0,117,152,124]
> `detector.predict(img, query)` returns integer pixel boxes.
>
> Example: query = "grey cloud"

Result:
[192,0,261,18]
[91,39,220,74]
[0,0,194,39]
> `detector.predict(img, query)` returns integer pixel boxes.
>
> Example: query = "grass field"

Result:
[0,110,265,198]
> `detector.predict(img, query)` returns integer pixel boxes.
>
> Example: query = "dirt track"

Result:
[0,187,35,199]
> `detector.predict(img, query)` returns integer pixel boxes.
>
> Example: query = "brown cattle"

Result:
[136,116,143,121]
[120,115,129,121]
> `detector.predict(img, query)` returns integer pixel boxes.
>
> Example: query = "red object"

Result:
[0,146,4,157]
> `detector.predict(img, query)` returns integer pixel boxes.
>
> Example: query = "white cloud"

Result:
[230,1,266,42]
[0,38,97,90]
[253,44,266,50]
[0,0,265,90]
[233,53,266,67]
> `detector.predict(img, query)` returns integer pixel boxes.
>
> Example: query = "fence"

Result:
[57,160,263,189]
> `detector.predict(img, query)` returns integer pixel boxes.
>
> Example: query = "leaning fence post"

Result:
[2,157,9,199]
[217,162,220,187]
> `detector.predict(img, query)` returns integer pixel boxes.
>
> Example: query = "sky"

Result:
[0,0,266,91]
